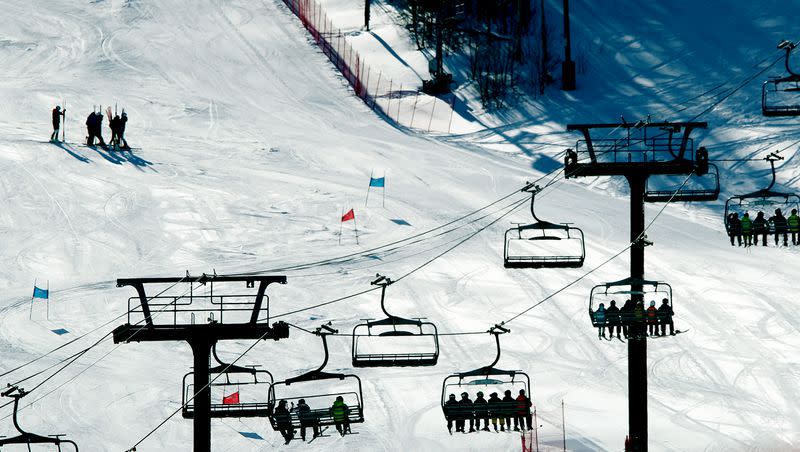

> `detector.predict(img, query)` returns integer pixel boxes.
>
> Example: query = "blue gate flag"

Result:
[32,286,49,299]
[369,177,385,187]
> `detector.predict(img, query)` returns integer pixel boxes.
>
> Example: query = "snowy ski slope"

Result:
[0,0,798,450]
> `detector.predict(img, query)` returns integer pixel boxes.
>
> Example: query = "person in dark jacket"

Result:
[500,390,515,431]
[620,299,635,338]
[93,111,106,147]
[86,112,96,146]
[606,300,621,339]
[593,303,607,339]
[444,393,458,434]
[295,399,318,441]
[487,392,503,432]
[770,208,789,246]
[273,400,294,444]
[109,114,122,150]
[753,211,769,246]
[473,391,489,431]
[728,213,742,246]
[657,298,674,336]
[119,110,129,148]
[457,392,474,433]
[51,106,65,142]
[515,389,533,431]
[86,111,106,147]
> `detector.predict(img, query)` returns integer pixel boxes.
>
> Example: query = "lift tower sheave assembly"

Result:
[112,274,290,452]
[564,120,710,451]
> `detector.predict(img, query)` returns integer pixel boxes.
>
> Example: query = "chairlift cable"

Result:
[501,171,695,326]
[0,275,193,382]
[124,194,526,447]
[1,276,208,416]
[224,157,570,277]
[689,46,794,122]
[269,196,530,320]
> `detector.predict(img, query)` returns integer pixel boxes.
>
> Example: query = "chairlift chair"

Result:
[644,150,720,202]
[440,326,531,425]
[268,325,364,433]
[504,184,586,269]
[0,386,79,451]
[762,40,800,117]
[182,345,274,419]
[588,277,673,336]
[724,153,800,233]
[351,275,439,367]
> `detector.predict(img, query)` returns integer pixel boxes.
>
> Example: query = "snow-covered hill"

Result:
[0,0,798,450]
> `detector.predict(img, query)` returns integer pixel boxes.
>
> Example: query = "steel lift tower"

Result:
[564,121,712,451]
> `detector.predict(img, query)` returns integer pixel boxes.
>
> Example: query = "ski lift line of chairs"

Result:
[181,344,273,419]
[588,278,673,335]
[643,160,720,203]
[0,385,79,451]
[724,152,800,232]
[440,325,531,423]
[503,183,586,269]
[351,274,439,367]
[267,324,364,431]
[762,40,800,117]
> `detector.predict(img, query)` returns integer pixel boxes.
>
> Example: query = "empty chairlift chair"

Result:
[440,325,532,431]
[504,184,586,269]
[589,278,675,339]
[0,385,79,451]
[351,274,439,367]
[644,148,720,202]
[182,344,274,419]
[763,40,800,117]
[268,325,364,437]
[725,152,800,235]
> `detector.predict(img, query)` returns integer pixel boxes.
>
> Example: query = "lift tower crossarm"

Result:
[113,274,290,452]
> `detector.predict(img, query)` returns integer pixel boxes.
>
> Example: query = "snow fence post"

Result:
[410,91,420,128]
[396,83,403,124]
[428,96,437,132]
[373,71,382,109]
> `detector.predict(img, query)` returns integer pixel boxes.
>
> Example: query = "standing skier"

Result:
[50,106,65,142]
[119,110,129,149]
[109,114,121,150]
[86,112,96,146]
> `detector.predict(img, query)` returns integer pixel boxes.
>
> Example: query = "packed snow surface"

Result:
[0,0,798,450]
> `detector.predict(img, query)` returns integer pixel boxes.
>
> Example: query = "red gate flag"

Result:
[223,391,240,405]
[342,208,355,222]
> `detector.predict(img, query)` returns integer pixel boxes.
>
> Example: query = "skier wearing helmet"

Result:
[51,105,65,142]
[473,391,489,431]
[457,392,474,433]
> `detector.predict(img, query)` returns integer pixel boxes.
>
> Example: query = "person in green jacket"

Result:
[330,396,350,436]
[740,212,753,247]
[788,208,800,245]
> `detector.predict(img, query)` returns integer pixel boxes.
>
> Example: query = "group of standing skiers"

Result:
[727,208,800,247]
[443,389,533,434]
[272,396,352,445]
[592,298,675,340]
[49,105,131,150]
